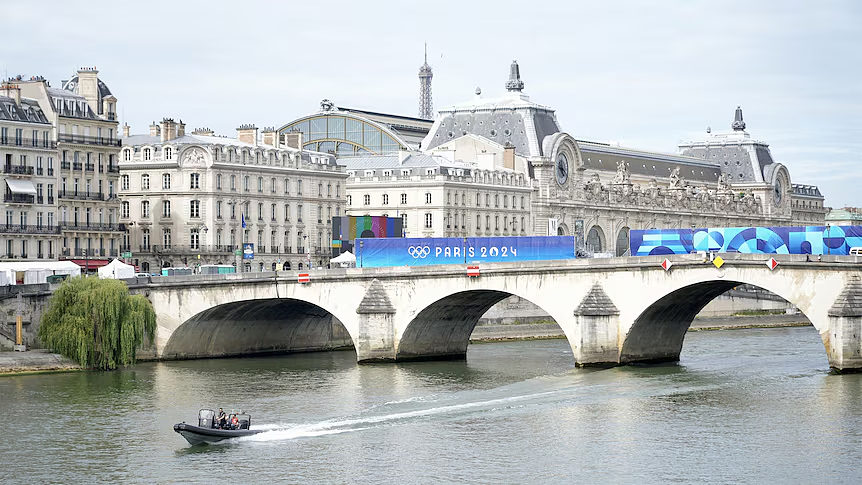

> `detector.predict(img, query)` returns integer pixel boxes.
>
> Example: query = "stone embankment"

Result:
[0,349,81,375]
[1,315,811,375]
[469,314,811,342]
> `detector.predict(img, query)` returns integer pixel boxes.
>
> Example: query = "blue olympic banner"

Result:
[356,236,576,267]
[630,225,862,256]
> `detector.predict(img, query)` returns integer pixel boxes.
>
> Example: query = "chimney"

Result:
[261,127,277,147]
[284,130,303,149]
[122,123,130,138]
[503,142,515,170]
[236,124,258,146]
[177,120,185,138]
[192,127,214,136]
[0,83,21,106]
[149,121,160,137]
[160,118,177,142]
[76,67,100,114]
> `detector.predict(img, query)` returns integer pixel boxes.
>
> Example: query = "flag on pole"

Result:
[241,213,246,229]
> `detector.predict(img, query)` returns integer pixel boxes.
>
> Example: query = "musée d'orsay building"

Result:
[278,60,826,256]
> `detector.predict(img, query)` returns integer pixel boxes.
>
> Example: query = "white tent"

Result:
[98,259,136,279]
[330,250,356,268]
[0,261,81,285]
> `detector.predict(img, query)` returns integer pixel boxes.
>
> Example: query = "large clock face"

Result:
[773,179,783,205]
[556,153,569,185]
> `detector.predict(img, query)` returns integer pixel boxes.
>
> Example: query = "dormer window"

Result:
[165,147,172,159]
[143,148,151,161]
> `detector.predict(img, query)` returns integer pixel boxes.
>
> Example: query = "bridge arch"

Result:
[615,268,834,366]
[162,298,354,360]
[395,287,572,362]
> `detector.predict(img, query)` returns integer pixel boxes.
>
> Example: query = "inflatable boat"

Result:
[174,409,263,446]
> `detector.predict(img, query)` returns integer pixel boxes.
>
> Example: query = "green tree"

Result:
[39,277,156,370]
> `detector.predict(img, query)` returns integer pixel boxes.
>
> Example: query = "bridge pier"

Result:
[826,279,862,373]
[355,280,398,362]
[571,284,620,366]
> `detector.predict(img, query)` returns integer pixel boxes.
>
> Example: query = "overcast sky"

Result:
[3,0,860,207]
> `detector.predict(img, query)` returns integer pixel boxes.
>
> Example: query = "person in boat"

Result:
[230,414,239,429]
[217,408,227,429]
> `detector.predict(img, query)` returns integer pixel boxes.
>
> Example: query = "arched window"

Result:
[586,226,605,253]
[615,227,631,257]
[123,149,131,161]
[164,147,172,159]
[143,148,151,161]
[163,228,172,248]
[141,200,150,218]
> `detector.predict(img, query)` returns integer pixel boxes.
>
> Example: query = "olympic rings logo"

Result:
[408,246,431,258]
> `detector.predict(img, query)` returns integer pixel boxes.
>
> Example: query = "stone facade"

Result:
[11,69,123,268]
[0,82,60,261]
[120,121,348,273]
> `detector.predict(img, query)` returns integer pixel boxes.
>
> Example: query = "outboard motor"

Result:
[198,409,215,428]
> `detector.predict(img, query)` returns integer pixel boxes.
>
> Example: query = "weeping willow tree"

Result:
[39,277,156,370]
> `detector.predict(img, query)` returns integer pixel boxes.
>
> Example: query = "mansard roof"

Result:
[0,96,51,124]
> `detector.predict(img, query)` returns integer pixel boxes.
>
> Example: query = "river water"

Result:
[2,326,861,484]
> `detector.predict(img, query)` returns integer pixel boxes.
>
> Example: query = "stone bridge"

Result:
[132,254,862,372]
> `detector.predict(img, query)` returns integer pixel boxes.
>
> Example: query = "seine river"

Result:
[2,327,861,484]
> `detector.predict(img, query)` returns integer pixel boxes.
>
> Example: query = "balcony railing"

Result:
[58,191,104,201]
[3,194,35,204]
[98,164,104,173]
[47,168,54,176]
[0,224,61,234]
[107,165,119,174]
[47,196,54,204]
[59,222,126,232]
[144,244,238,254]
[72,162,82,170]
[60,161,71,170]
[0,137,57,149]
[106,113,117,121]
[58,133,121,147]
[85,163,95,172]
[3,165,34,175]
[36,168,43,175]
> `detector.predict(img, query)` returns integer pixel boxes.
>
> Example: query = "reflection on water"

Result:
[2,327,861,484]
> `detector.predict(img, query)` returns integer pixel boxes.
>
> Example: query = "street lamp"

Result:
[359,240,364,268]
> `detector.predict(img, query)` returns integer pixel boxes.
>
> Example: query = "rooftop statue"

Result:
[669,167,682,189]
[612,160,631,184]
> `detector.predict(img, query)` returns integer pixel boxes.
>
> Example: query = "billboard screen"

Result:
[331,216,403,256]
[356,236,576,267]
[630,225,862,256]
